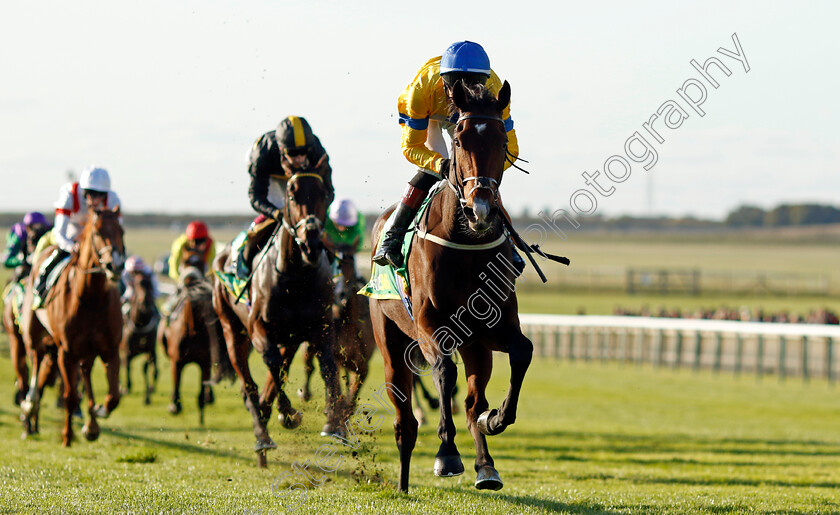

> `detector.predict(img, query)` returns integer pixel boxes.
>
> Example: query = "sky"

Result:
[1,1,838,220]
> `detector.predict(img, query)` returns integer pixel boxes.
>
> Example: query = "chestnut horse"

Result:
[3,281,30,406]
[212,159,344,467]
[21,208,125,446]
[160,264,230,424]
[370,81,532,492]
[299,245,376,414]
[122,271,160,405]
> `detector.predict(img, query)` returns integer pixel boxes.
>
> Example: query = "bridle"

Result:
[447,113,505,210]
[281,172,325,247]
[84,213,124,282]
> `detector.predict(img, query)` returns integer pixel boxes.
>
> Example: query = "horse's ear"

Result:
[496,81,511,112]
[112,205,121,215]
[451,80,469,112]
[315,154,329,173]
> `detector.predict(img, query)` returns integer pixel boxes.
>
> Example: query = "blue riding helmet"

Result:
[440,41,491,77]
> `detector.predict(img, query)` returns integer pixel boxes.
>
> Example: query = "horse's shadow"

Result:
[433,486,624,514]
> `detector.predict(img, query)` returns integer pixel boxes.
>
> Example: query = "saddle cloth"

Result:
[213,230,251,304]
[33,252,72,309]
[358,190,438,319]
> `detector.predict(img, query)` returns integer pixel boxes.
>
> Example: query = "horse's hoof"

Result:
[92,404,109,419]
[254,438,277,452]
[320,423,344,438]
[143,396,151,406]
[475,465,503,490]
[81,423,100,442]
[433,455,465,477]
[477,409,501,436]
[297,388,311,402]
[168,402,182,415]
[279,411,303,429]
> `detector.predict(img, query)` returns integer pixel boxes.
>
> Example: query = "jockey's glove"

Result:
[437,158,451,176]
[271,209,282,221]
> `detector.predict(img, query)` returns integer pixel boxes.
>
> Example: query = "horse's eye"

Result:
[454,138,461,148]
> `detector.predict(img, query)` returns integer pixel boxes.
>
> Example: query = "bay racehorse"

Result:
[212,157,345,467]
[122,269,160,405]
[3,281,31,406]
[299,244,376,415]
[370,80,532,492]
[160,263,231,424]
[21,207,125,446]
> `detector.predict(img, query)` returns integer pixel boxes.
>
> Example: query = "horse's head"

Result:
[283,155,329,266]
[88,206,126,282]
[449,80,511,233]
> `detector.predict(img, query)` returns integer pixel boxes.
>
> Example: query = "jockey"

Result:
[2,223,26,270]
[4,212,51,275]
[121,255,159,303]
[168,220,215,282]
[33,166,122,299]
[324,197,365,273]
[372,41,522,270]
[240,115,335,274]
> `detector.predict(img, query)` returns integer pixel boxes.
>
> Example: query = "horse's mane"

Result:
[447,83,500,117]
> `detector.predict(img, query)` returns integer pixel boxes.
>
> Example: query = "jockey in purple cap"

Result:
[3,212,51,281]
[324,198,365,258]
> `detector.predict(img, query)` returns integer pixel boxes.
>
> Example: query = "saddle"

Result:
[33,249,72,309]
[359,187,440,318]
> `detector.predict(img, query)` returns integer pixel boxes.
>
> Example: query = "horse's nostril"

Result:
[463,206,475,221]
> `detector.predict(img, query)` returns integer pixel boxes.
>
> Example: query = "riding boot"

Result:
[371,202,420,269]
[34,248,69,301]
[511,247,526,275]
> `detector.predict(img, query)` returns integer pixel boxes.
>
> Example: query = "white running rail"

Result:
[519,314,840,383]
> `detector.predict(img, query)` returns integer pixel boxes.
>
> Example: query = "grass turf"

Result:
[0,342,838,514]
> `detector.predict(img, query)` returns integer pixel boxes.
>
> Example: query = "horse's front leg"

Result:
[80,357,101,441]
[417,303,464,477]
[259,337,302,431]
[8,326,29,406]
[297,343,315,402]
[198,359,211,426]
[122,339,133,395]
[57,348,79,447]
[20,346,43,435]
[215,298,275,459]
[459,343,503,490]
[477,330,532,436]
[309,323,344,437]
[98,347,121,417]
[169,361,183,415]
[431,354,464,477]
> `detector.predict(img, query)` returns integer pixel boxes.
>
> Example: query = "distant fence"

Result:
[518,266,830,296]
[520,314,840,383]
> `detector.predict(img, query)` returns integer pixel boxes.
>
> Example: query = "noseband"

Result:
[449,114,505,209]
